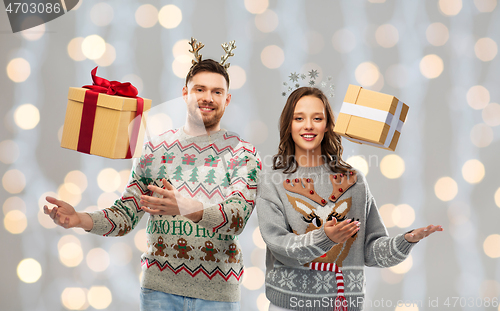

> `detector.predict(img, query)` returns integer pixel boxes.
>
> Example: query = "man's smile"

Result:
[199,106,215,112]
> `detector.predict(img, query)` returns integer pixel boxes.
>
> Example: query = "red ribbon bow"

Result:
[83,67,139,97]
[78,67,144,158]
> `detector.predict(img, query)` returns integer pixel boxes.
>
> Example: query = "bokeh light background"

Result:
[1,0,500,310]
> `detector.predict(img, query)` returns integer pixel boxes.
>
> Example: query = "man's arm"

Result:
[86,156,150,236]
[46,154,151,236]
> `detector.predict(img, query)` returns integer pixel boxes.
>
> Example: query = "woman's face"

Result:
[291,95,328,158]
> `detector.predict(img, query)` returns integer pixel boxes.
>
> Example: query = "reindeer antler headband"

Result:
[188,37,204,65]
[188,37,237,70]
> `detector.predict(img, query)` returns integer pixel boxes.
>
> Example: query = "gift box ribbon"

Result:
[183,154,196,163]
[339,100,404,148]
[205,155,219,162]
[78,67,144,158]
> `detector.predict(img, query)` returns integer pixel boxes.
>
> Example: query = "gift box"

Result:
[333,85,409,151]
[60,68,152,159]
[182,154,196,165]
[204,155,220,167]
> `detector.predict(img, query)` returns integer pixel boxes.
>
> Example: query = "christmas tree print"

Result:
[220,172,231,188]
[157,165,167,180]
[188,167,199,184]
[172,165,183,181]
[247,168,257,182]
[204,169,216,185]
[231,167,239,179]
[138,154,154,185]
[140,168,153,185]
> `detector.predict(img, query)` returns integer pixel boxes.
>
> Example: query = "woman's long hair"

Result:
[272,87,351,174]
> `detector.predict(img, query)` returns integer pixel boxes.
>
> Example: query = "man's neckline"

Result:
[180,126,226,139]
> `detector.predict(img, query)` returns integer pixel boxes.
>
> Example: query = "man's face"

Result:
[182,71,231,131]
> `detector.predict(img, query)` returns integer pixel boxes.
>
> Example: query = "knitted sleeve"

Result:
[363,185,416,267]
[86,154,150,237]
[196,152,261,235]
[256,173,336,267]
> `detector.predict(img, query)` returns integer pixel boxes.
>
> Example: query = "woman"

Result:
[256,87,442,311]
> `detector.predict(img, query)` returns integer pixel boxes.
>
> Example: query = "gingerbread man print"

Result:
[172,238,194,260]
[227,209,244,233]
[154,236,167,257]
[199,240,220,262]
[224,243,240,263]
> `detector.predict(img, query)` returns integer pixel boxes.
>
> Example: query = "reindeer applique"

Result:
[283,172,358,268]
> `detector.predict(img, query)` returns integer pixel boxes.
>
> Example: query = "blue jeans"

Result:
[140,288,240,311]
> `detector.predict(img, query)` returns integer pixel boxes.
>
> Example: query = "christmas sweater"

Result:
[256,164,416,311]
[87,128,261,302]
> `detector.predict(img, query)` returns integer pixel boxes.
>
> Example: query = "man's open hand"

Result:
[43,196,93,230]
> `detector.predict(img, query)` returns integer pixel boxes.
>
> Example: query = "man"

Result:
[44,39,260,311]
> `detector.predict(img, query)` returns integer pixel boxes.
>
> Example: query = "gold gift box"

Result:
[333,85,409,151]
[60,87,152,159]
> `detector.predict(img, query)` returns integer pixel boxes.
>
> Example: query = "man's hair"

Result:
[185,59,230,88]
[272,87,352,174]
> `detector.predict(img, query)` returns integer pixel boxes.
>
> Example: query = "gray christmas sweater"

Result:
[256,164,416,311]
[87,128,261,302]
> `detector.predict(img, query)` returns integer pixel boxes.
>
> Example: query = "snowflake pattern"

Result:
[346,271,364,291]
[268,270,277,282]
[312,273,335,293]
[289,240,303,253]
[302,274,309,289]
[373,238,402,267]
[280,72,334,99]
[278,270,298,290]
[308,69,319,79]
[289,72,300,82]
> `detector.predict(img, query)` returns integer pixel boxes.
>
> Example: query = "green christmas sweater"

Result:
[87,128,261,302]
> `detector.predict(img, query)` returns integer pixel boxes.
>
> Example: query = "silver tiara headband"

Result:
[282,70,335,98]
